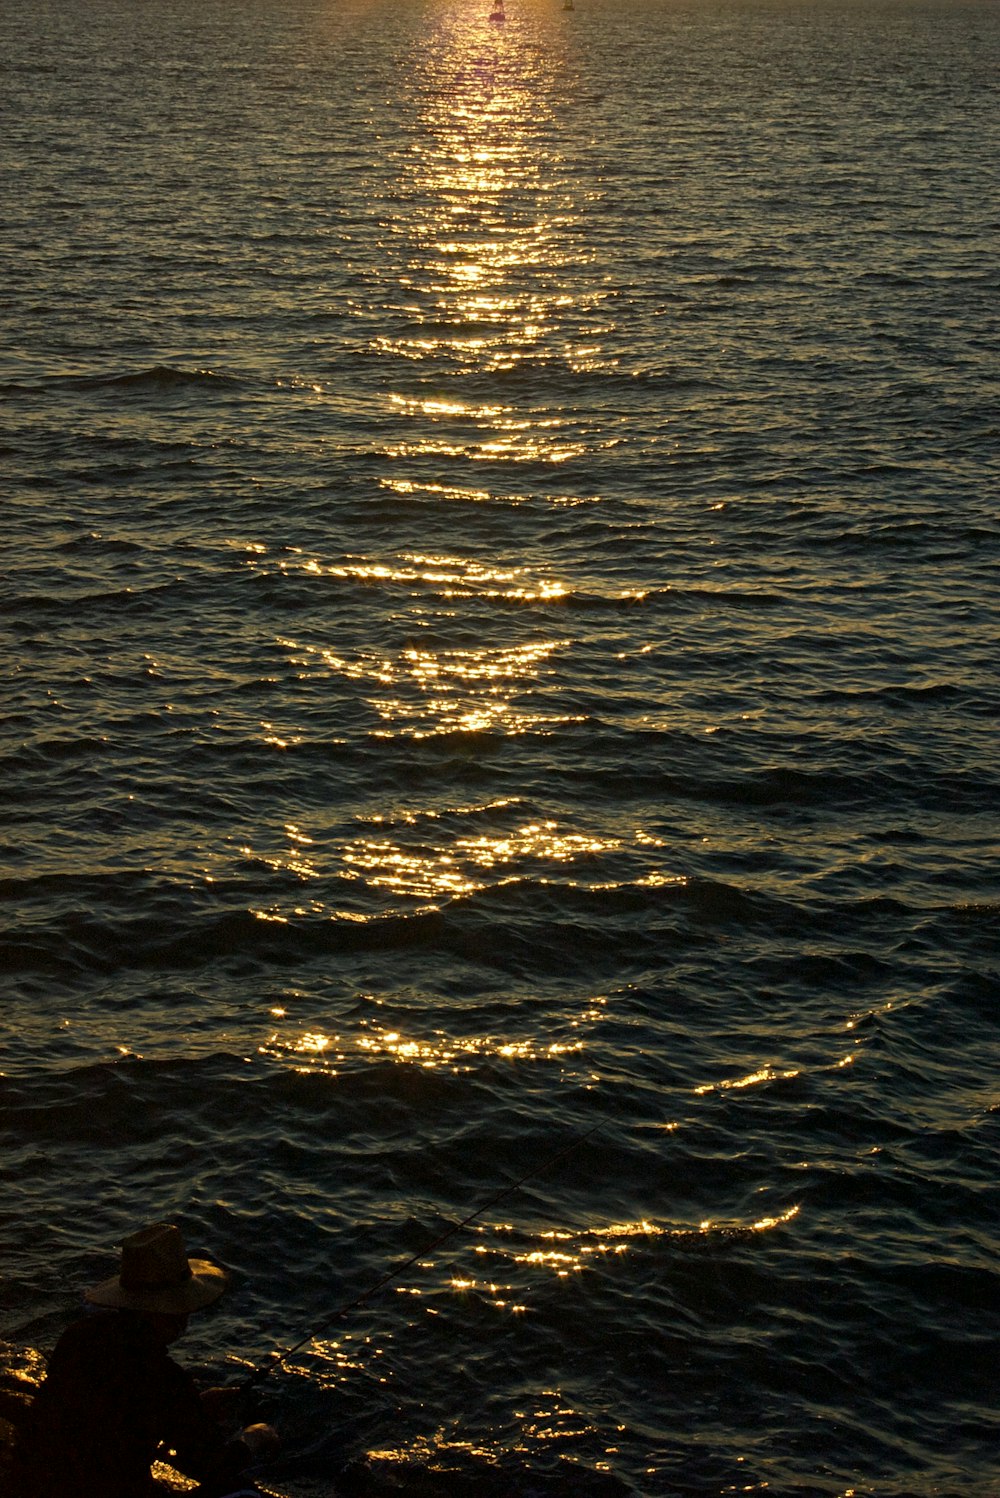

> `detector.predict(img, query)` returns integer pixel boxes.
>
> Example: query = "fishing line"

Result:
[244,1115,608,1388]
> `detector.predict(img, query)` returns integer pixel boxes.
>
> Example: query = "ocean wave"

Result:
[68,366,246,392]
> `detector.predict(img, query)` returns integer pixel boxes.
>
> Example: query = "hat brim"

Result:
[85,1257,228,1314]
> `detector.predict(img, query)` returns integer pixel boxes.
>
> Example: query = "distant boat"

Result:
[489,0,505,19]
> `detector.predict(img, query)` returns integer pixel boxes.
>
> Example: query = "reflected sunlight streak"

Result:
[363,0,611,498]
[259,1020,589,1076]
[338,821,627,900]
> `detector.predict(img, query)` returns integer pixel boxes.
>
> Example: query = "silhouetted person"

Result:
[11,1222,277,1498]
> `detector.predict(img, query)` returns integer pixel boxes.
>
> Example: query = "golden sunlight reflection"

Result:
[363,1387,606,1469]
[258,973,610,1081]
[281,627,579,739]
[277,1334,390,1393]
[694,1065,801,1096]
[259,1018,589,1076]
[269,550,573,602]
[694,1056,854,1095]
[339,819,627,900]
[366,1433,504,1469]
[378,476,597,508]
[410,1209,807,1310]
[360,1030,583,1063]
[359,4,612,482]
[500,1206,805,1270]
[238,823,319,883]
[240,804,680,927]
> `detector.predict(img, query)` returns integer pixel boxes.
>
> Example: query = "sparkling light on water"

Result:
[2,0,998,1494]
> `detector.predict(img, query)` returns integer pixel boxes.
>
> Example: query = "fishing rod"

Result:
[245,1115,608,1387]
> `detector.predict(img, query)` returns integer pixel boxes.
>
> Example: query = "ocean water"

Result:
[1,0,998,1493]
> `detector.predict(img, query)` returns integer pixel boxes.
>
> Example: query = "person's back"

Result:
[16,1307,227,1497]
[11,1222,277,1498]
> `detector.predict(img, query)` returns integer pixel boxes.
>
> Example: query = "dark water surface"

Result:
[2,0,998,1493]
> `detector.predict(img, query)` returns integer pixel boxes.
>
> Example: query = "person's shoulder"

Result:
[52,1309,135,1363]
[60,1307,122,1338]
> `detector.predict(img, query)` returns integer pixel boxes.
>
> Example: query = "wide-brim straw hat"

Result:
[86,1222,228,1314]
